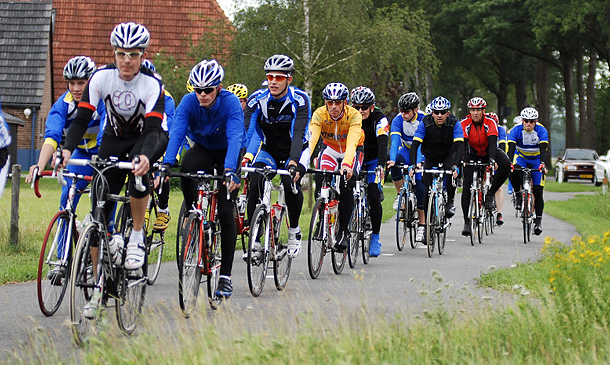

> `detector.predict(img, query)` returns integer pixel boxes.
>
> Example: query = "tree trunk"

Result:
[301,0,315,209]
[562,53,578,148]
[537,55,552,154]
[425,70,433,107]
[585,49,598,151]
[576,48,586,147]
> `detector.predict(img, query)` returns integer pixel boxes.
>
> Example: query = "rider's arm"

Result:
[507,142,516,162]
[540,142,549,167]
[342,111,363,168]
[374,114,389,167]
[487,135,498,161]
[288,93,311,165]
[410,121,426,165]
[389,115,402,162]
[452,122,465,167]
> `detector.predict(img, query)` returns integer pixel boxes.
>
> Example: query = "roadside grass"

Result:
[544,179,600,193]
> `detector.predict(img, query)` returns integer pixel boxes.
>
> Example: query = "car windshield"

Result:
[565,150,598,160]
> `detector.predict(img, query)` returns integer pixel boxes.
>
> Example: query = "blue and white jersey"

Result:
[508,123,549,160]
[164,89,244,171]
[46,90,104,153]
[0,100,10,149]
[389,110,425,162]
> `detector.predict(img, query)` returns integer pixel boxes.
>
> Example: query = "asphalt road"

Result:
[0,188,579,362]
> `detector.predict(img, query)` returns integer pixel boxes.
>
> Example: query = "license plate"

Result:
[580,174,593,179]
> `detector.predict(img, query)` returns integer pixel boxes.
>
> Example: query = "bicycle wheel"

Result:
[469,193,477,246]
[178,213,202,317]
[115,262,146,334]
[526,192,534,243]
[348,201,359,269]
[247,206,269,297]
[395,189,408,251]
[407,193,417,249]
[437,196,446,255]
[176,200,187,270]
[362,212,371,265]
[522,192,529,244]
[426,192,437,258]
[206,215,222,309]
[37,211,74,316]
[233,200,247,255]
[146,204,164,285]
[69,223,102,347]
[477,195,485,244]
[273,206,292,291]
[308,199,326,279]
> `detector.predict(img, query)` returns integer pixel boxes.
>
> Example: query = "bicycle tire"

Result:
[522,191,529,244]
[37,210,74,316]
[273,206,292,291]
[526,192,534,243]
[426,191,436,258]
[308,199,326,279]
[477,192,485,244]
[115,262,146,334]
[408,192,417,249]
[437,193,446,255]
[331,204,346,275]
[178,213,202,317]
[395,188,408,251]
[348,200,359,269]
[206,210,222,310]
[362,213,371,265]
[176,200,187,270]
[247,206,269,296]
[69,222,102,347]
[469,192,477,246]
[146,203,164,285]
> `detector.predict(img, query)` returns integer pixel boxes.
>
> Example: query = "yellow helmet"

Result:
[186,80,194,93]
[226,83,248,99]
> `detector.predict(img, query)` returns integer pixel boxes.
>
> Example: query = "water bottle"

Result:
[108,233,124,265]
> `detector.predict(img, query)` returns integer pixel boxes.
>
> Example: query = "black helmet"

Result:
[398,92,419,111]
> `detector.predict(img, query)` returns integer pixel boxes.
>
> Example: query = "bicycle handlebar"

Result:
[32,169,92,198]
[242,166,298,194]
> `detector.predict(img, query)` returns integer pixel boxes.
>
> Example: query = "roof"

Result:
[52,0,231,100]
[0,1,53,107]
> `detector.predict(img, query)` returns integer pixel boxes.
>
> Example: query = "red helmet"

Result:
[487,112,499,124]
[467,97,487,109]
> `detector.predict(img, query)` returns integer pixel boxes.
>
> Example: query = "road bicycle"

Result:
[482,163,496,236]
[235,173,249,259]
[241,166,295,296]
[423,167,455,258]
[170,170,226,316]
[513,166,536,244]
[67,156,147,346]
[32,167,91,316]
[348,170,379,268]
[463,161,489,246]
[143,163,166,285]
[307,168,347,279]
[394,164,419,251]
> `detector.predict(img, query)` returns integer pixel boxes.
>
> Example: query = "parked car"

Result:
[555,148,601,184]
[595,149,610,186]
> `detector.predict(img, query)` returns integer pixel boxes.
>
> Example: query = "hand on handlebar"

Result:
[539,163,548,175]
[340,165,353,181]
[451,165,460,179]
[375,165,385,182]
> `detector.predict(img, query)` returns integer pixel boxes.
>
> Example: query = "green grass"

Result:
[544,180,600,193]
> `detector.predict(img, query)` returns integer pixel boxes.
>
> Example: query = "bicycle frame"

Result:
[422,167,453,257]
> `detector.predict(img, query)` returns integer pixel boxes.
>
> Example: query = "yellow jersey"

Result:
[309,105,364,167]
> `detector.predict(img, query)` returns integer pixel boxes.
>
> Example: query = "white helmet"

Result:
[520,107,539,120]
[513,115,523,126]
[322,82,349,100]
[110,22,150,49]
[189,59,224,88]
[63,56,96,80]
[264,54,294,75]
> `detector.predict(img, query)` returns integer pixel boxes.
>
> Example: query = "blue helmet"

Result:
[141,59,156,72]
[189,59,224,88]
[322,82,349,100]
[430,96,451,111]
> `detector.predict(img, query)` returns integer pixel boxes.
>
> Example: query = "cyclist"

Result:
[242,54,311,259]
[0,96,11,199]
[507,107,549,235]
[506,115,523,196]
[163,59,243,298]
[459,97,510,236]
[138,59,176,232]
[350,86,388,257]
[226,83,249,112]
[409,96,463,219]
[487,111,508,226]
[387,92,427,243]
[25,56,103,280]
[309,82,364,252]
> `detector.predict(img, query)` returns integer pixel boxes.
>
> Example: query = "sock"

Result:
[130,229,144,244]
[158,208,169,214]
[289,227,300,234]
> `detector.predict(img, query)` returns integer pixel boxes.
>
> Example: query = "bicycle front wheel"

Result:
[146,229,164,285]
[69,223,102,347]
[308,199,326,279]
[206,215,222,309]
[437,195,446,255]
[273,206,292,291]
[247,206,269,297]
[395,189,408,251]
[178,213,202,317]
[469,192,477,246]
[362,213,371,265]
[477,195,485,244]
[176,200,187,270]
[38,210,74,316]
[348,201,359,269]
[115,262,147,334]
[426,192,437,258]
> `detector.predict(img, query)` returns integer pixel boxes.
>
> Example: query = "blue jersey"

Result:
[46,91,105,153]
[164,90,244,171]
[389,110,425,162]
[0,98,10,149]
[508,123,549,160]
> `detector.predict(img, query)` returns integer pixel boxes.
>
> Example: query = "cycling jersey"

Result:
[508,123,549,161]
[0,100,11,150]
[164,89,244,171]
[362,107,389,166]
[244,88,267,142]
[309,104,364,167]
[45,90,104,154]
[412,114,464,162]
[460,115,498,158]
[390,110,425,162]
[64,64,164,161]
[245,86,310,164]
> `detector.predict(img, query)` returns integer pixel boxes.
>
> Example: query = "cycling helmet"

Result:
[264,54,294,75]
[430,96,451,111]
[186,80,194,93]
[350,86,375,105]
[110,22,150,49]
[425,103,432,115]
[322,82,349,100]
[520,107,539,120]
[398,92,419,111]
[467,97,487,109]
[226,84,248,99]
[487,112,499,124]
[63,56,96,80]
[141,59,156,72]
[189,59,224,88]
[513,115,523,126]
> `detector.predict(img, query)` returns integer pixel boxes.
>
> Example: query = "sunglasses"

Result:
[399,109,413,114]
[194,87,217,95]
[432,110,448,115]
[266,73,288,82]
[326,100,344,106]
[353,104,371,111]
[522,119,536,124]
[114,50,143,59]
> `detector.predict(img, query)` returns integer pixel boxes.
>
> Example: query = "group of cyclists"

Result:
[26,21,551,320]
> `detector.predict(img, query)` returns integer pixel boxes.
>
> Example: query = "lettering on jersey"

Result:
[323,118,334,125]
[521,130,540,145]
[112,90,138,112]
[321,131,348,140]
